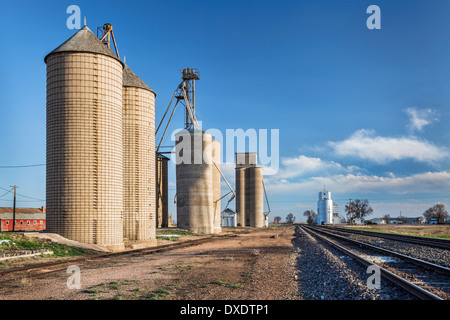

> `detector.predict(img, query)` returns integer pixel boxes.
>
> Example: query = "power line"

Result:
[0,164,45,168]
[0,188,13,199]
[0,187,45,202]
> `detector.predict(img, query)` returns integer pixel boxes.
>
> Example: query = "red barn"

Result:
[0,207,46,232]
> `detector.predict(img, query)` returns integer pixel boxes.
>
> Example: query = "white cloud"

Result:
[329,129,448,164]
[275,155,358,179]
[404,107,439,132]
[265,171,450,196]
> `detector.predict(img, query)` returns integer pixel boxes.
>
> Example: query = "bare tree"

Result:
[345,199,373,222]
[303,210,317,224]
[286,213,295,224]
[423,203,448,224]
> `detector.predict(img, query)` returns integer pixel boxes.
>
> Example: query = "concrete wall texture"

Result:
[212,139,222,234]
[175,130,215,234]
[46,52,125,250]
[123,83,156,242]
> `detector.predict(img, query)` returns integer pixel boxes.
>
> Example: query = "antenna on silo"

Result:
[84,17,86,26]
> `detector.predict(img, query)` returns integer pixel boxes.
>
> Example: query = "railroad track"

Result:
[0,235,229,286]
[299,225,450,300]
[318,225,450,250]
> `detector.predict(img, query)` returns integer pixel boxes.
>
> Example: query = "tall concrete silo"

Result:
[156,153,169,228]
[175,126,214,234]
[122,65,156,243]
[235,152,257,227]
[245,166,264,228]
[45,26,124,250]
[212,139,222,233]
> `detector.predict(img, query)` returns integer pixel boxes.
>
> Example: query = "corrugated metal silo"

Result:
[212,139,222,233]
[122,65,156,243]
[175,126,214,234]
[156,153,169,228]
[245,167,264,228]
[45,26,124,250]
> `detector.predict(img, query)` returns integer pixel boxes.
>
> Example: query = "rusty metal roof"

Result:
[0,207,44,214]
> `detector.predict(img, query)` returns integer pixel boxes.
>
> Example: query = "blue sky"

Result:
[0,0,449,222]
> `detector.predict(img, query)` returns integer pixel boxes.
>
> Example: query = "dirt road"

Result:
[0,226,299,300]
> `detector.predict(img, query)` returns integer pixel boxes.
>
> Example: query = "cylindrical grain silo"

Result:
[175,126,214,234]
[211,139,222,233]
[245,167,264,228]
[123,65,156,243]
[45,26,124,250]
[156,153,169,228]
[235,167,246,227]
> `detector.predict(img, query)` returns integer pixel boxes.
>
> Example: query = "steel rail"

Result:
[299,226,444,300]
[321,226,450,250]
[305,226,450,276]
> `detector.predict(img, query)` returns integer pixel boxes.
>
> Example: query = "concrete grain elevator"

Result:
[45,24,158,250]
[235,153,266,227]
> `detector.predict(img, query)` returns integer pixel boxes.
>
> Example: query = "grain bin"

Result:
[175,126,214,234]
[211,139,222,233]
[122,65,156,243]
[45,26,125,250]
[245,167,264,228]
[156,152,169,228]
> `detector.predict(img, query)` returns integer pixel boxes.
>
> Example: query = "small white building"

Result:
[221,208,237,227]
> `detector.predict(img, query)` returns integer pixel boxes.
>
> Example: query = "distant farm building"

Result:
[0,207,46,231]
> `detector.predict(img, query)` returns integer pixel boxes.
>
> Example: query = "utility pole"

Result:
[10,185,19,232]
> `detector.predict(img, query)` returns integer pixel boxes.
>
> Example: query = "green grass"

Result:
[156,229,198,236]
[212,280,242,289]
[156,236,180,242]
[0,232,92,257]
